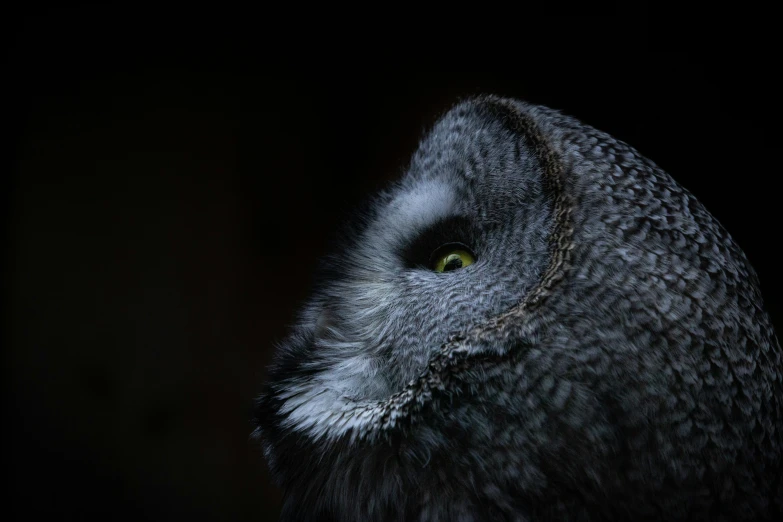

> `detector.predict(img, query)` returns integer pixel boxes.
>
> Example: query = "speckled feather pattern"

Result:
[254,96,782,521]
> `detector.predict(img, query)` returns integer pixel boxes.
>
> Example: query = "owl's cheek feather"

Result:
[312,308,333,341]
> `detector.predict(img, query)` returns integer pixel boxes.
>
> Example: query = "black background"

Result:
[4,7,780,521]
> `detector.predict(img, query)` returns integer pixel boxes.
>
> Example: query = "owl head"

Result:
[255,96,782,521]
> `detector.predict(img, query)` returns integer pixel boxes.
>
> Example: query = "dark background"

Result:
[4,7,779,522]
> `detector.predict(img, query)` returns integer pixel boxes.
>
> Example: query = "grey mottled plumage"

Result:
[254,96,783,521]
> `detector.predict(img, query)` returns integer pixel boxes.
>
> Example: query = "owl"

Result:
[253,96,782,521]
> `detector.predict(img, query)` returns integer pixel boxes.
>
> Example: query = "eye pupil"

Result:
[442,255,463,272]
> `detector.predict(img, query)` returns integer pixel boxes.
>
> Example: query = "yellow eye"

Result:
[431,246,475,273]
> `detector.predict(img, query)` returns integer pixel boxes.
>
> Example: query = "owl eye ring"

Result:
[429,243,476,273]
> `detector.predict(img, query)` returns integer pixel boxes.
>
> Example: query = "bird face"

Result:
[272,102,554,430]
